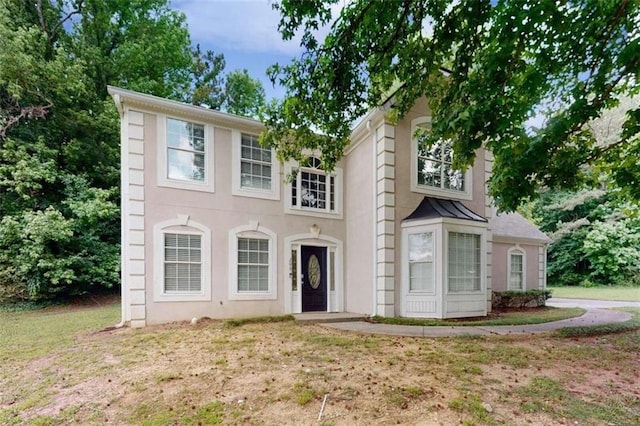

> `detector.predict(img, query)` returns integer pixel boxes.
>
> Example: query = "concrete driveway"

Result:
[547,297,640,309]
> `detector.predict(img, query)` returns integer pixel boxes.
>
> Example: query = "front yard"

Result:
[1,301,639,425]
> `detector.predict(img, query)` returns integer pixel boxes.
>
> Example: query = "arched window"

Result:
[228,224,277,300]
[153,216,211,302]
[288,156,342,215]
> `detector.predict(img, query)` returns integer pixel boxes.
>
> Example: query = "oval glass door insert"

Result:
[308,254,321,289]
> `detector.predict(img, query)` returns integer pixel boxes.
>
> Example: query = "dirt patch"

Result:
[2,318,639,425]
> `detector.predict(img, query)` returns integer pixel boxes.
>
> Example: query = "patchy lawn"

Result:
[548,286,640,302]
[1,301,639,425]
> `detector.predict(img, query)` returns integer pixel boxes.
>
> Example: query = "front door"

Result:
[301,246,327,312]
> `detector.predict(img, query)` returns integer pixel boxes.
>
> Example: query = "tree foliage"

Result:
[264,0,640,210]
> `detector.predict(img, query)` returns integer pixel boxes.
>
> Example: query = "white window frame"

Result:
[444,224,486,294]
[228,223,278,300]
[407,231,436,294]
[508,245,526,291]
[284,157,343,219]
[410,117,472,200]
[153,216,211,302]
[232,130,280,200]
[157,115,215,192]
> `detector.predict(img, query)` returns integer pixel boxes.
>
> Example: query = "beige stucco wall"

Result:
[391,98,488,313]
[139,110,347,324]
[491,241,542,292]
[343,132,375,315]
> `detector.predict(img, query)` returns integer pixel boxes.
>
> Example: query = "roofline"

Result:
[107,86,264,131]
[492,234,551,245]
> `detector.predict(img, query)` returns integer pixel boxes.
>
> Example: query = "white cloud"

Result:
[173,0,303,56]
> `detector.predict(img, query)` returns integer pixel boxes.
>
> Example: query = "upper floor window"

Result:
[232,131,280,200]
[167,118,205,182]
[158,116,215,192]
[293,157,334,210]
[411,117,472,199]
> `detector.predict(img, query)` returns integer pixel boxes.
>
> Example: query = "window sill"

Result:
[158,179,215,193]
[154,292,211,302]
[285,206,343,220]
[228,292,277,301]
[411,184,472,201]
[232,187,280,201]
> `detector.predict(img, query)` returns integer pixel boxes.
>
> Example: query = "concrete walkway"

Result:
[322,298,637,337]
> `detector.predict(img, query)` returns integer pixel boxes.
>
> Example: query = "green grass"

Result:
[555,308,640,337]
[548,286,640,301]
[0,302,120,362]
[371,307,584,327]
[222,314,295,328]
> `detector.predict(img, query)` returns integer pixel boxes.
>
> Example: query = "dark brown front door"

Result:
[301,246,327,312]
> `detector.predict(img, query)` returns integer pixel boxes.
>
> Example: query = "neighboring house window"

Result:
[411,117,471,199]
[408,232,434,292]
[448,232,481,292]
[508,247,525,291]
[228,224,277,300]
[232,131,280,200]
[153,216,211,302]
[157,116,214,192]
[290,157,341,214]
[164,233,202,293]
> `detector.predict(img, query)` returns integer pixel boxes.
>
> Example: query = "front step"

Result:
[293,312,368,324]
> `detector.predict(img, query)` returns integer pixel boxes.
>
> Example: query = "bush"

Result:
[492,289,552,310]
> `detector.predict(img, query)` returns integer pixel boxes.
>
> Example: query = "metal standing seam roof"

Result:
[403,197,487,223]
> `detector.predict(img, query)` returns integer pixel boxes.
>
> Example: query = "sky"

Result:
[172,0,315,101]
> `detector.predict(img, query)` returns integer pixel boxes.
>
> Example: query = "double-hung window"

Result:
[153,217,211,302]
[448,232,481,292]
[158,116,214,192]
[232,131,279,199]
[228,224,277,300]
[508,247,525,290]
[411,117,471,199]
[167,118,205,182]
[408,233,435,292]
[290,157,339,214]
[240,133,272,190]
[237,237,269,293]
[164,233,202,293]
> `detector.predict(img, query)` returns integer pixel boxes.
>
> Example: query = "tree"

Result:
[263,0,640,210]
[223,69,266,118]
[0,0,197,301]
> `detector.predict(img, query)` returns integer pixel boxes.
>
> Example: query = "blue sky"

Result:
[172,0,309,101]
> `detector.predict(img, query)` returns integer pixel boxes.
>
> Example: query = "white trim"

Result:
[228,224,278,300]
[410,117,473,200]
[507,245,526,291]
[283,233,343,314]
[153,216,212,302]
[231,130,280,200]
[108,85,263,131]
[157,115,215,193]
[284,160,344,219]
[401,224,442,317]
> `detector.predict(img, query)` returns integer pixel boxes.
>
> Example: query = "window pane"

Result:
[509,253,524,290]
[410,262,434,291]
[448,232,481,292]
[168,149,205,182]
[164,233,202,293]
[409,233,433,262]
[237,237,269,293]
[240,133,272,190]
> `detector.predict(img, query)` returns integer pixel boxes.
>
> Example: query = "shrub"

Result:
[492,289,552,309]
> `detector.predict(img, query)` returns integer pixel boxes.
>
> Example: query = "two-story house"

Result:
[108,86,549,327]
